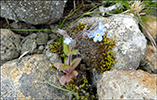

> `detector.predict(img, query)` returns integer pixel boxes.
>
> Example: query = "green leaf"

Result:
[61,64,71,70]
[63,43,69,55]
[69,50,78,55]
[70,58,81,71]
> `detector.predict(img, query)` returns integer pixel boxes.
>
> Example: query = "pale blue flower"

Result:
[87,31,94,39]
[64,38,72,45]
[93,29,104,42]
[99,21,106,32]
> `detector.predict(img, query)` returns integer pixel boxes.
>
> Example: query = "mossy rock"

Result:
[65,20,116,74]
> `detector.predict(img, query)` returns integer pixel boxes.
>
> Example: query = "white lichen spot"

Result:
[123,18,139,32]
[104,23,110,29]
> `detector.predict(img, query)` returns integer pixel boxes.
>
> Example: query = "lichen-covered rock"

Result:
[1,54,71,100]
[1,1,67,25]
[0,30,21,65]
[20,32,48,54]
[97,69,157,100]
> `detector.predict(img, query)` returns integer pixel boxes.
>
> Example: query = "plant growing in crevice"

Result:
[66,76,98,100]
[53,29,82,85]
[54,18,116,86]
[65,19,116,74]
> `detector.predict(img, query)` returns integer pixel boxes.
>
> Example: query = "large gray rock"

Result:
[1,54,71,100]
[1,1,67,25]
[97,69,157,100]
[0,30,21,65]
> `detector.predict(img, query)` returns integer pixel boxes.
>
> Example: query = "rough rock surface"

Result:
[1,1,67,25]
[140,44,157,74]
[44,39,62,64]
[97,69,157,100]
[10,21,36,36]
[1,54,71,100]
[20,32,48,54]
[0,30,21,65]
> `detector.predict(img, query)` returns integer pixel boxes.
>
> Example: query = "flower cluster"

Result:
[87,21,106,42]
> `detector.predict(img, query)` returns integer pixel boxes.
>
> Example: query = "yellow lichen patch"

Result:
[11,68,23,81]
[24,61,35,68]
[1,61,17,78]
[17,92,31,100]
[23,67,31,74]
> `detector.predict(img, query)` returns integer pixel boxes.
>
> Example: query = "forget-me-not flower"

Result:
[98,21,106,32]
[93,29,105,42]
[87,31,94,39]
[64,37,72,45]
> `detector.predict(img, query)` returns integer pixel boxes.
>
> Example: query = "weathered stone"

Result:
[20,32,48,54]
[10,21,36,36]
[0,30,21,65]
[143,15,157,43]
[1,54,71,100]
[1,1,67,25]
[140,44,157,74]
[97,69,157,99]
[43,39,61,64]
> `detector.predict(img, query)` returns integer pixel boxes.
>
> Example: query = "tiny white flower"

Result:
[64,38,72,45]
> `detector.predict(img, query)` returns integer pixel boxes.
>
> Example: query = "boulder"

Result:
[97,69,157,99]
[1,54,71,100]
[1,30,21,65]
[1,1,67,25]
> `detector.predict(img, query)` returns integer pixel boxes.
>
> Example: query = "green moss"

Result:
[89,33,116,73]
[49,63,58,71]
[66,76,98,100]
[49,41,65,57]
[78,23,86,31]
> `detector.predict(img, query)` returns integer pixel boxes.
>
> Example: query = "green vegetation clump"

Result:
[66,22,117,74]
[77,23,86,31]
[66,76,98,100]
[49,41,65,57]
[90,33,116,73]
